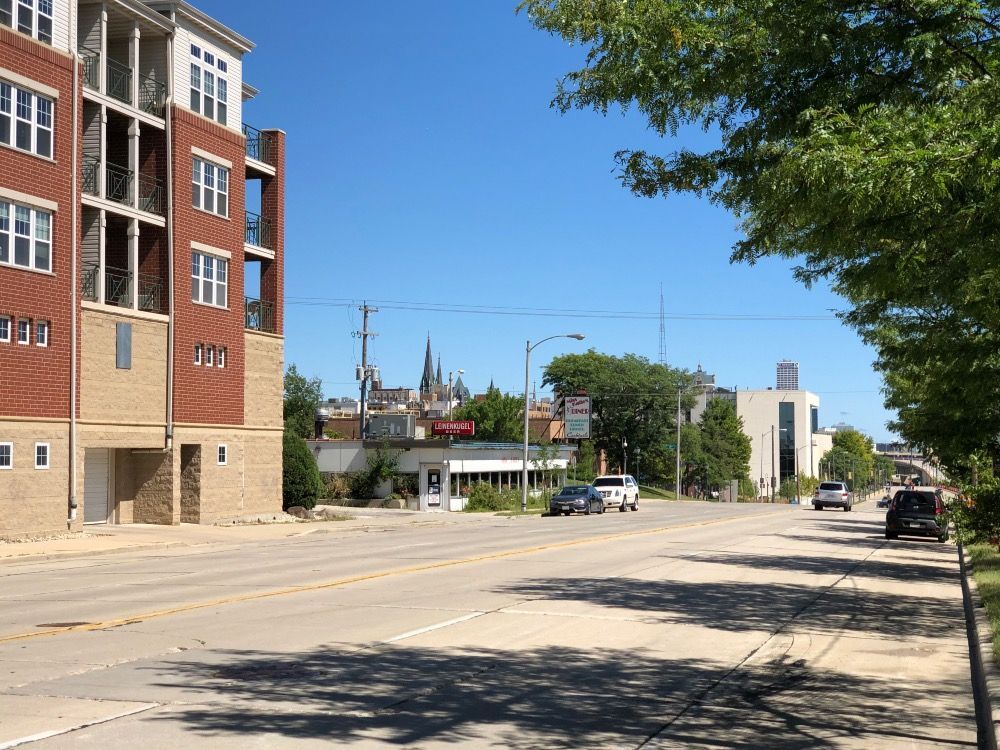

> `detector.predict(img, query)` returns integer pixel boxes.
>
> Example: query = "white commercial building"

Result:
[693,389,830,496]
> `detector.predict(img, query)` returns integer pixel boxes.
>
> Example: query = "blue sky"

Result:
[219,0,895,441]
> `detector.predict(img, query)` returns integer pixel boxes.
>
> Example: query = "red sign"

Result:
[432,420,475,436]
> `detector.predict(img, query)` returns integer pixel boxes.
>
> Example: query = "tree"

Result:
[452,387,522,443]
[543,350,690,484]
[699,399,752,491]
[519,1,1000,471]
[282,430,323,510]
[284,364,323,439]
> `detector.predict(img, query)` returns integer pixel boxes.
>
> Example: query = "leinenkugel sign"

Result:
[565,396,591,439]
[431,420,475,436]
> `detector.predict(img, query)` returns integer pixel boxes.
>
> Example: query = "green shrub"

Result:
[282,431,322,510]
[323,473,351,500]
[349,471,377,500]
[466,482,505,512]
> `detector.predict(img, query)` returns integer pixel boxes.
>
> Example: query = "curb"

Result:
[960,542,1000,749]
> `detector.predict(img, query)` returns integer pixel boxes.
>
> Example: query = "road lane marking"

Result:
[381,612,486,643]
[0,508,781,644]
[0,703,158,749]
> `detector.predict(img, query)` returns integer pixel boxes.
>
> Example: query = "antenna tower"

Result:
[658,282,667,365]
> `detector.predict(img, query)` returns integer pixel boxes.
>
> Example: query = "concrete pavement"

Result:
[0,497,978,748]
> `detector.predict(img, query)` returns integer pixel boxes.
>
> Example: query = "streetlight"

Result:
[635,446,641,484]
[622,436,628,475]
[522,334,585,513]
[447,368,464,420]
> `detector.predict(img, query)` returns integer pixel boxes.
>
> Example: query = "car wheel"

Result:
[631,494,639,512]
[619,498,627,512]
[563,511,571,516]
[584,503,591,516]
[938,531,949,543]
[844,504,851,512]
[814,505,822,511]
[599,501,605,514]
[885,531,897,540]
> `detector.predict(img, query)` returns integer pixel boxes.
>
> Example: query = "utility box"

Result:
[368,414,416,439]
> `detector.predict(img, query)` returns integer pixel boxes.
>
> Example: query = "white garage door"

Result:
[84,448,110,524]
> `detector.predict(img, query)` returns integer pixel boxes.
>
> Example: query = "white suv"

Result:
[593,475,640,512]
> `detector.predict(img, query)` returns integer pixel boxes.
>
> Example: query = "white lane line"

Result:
[0,703,158,749]
[381,612,485,644]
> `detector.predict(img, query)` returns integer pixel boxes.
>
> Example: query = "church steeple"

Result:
[420,335,434,394]
[435,355,443,386]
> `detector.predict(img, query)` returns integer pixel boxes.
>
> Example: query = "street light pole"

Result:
[623,436,628,475]
[676,390,682,499]
[522,334,585,513]
[770,425,776,503]
[447,368,464,421]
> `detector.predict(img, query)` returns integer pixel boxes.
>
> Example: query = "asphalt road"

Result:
[0,499,977,749]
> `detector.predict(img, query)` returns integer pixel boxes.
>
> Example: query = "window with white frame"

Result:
[190,45,228,126]
[217,444,227,465]
[192,157,228,217]
[0,442,10,469]
[218,346,226,369]
[193,343,202,365]
[34,441,48,469]
[0,200,51,271]
[0,315,9,342]
[205,345,214,367]
[0,81,53,158]
[35,319,47,346]
[17,318,28,344]
[191,251,228,307]
[0,0,52,44]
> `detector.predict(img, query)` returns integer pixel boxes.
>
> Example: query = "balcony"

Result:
[82,263,165,314]
[245,297,275,333]
[78,46,165,117]
[138,73,166,117]
[245,211,272,250]
[242,123,274,166]
[82,154,165,216]
[80,46,100,91]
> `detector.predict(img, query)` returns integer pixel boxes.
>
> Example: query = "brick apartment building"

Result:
[0,0,284,537]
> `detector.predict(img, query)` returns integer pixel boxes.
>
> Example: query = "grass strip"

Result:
[968,543,1000,664]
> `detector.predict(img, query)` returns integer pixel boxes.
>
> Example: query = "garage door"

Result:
[84,448,110,524]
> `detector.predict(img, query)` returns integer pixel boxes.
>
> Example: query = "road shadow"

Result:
[150,644,974,748]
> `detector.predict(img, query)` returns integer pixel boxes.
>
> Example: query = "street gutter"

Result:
[960,541,1000,749]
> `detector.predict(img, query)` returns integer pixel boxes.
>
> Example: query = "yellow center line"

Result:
[0,508,780,644]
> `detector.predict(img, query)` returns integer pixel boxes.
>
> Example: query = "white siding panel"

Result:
[52,0,70,53]
[175,20,243,131]
[228,53,242,130]
[173,25,191,108]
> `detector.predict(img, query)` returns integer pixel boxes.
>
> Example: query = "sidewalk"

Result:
[0,505,482,563]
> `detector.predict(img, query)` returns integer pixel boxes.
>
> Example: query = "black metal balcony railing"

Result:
[82,154,100,197]
[79,46,100,90]
[242,123,274,165]
[81,263,164,313]
[245,211,272,249]
[106,56,132,105]
[104,265,134,308]
[137,272,163,313]
[245,297,275,333]
[81,263,99,301]
[138,172,165,216]
[138,73,166,117]
[105,161,132,206]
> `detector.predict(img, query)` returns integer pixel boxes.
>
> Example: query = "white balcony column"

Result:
[128,219,139,309]
[128,118,139,210]
[99,5,107,95]
[98,210,107,304]
[129,22,140,108]
[99,106,107,200]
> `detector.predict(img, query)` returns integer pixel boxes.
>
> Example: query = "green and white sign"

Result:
[565,396,591,439]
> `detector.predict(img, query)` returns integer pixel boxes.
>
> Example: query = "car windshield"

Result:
[894,491,938,512]
[593,478,625,487]
[557,486,589,497]
[819,482,845,491]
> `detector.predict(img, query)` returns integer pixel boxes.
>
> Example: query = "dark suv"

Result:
[885,489,950,542]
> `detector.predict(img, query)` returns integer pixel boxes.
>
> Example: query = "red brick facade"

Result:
[0,27,77,420]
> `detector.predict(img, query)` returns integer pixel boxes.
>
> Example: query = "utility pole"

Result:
[676,390,682,499]
[355,302,378,440]
[770,425,776,503]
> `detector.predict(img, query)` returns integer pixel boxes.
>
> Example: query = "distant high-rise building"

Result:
[777,360,799,390]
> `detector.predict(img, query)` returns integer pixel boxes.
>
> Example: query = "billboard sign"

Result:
[431,420,475,436]
[565,396,591,439]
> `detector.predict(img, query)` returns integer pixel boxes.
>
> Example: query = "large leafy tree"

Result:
[700,399,752,490]
[519,1,1000,473]
[284,364,323,439]
[543,350,690,481]
[452,386,523,443]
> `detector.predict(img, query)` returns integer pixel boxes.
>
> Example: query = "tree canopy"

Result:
[452,386,523,443]
[700,398,752,489]
[284,364,323,439]
[519,1,1000,476]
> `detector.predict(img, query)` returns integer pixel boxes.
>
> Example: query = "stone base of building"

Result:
[0,419,282,539]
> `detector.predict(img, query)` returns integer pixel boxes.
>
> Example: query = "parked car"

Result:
[885,489,950,542]
[812,481,852,512]
[876,495,891,509]
[549,485,605,516]
[593,475,640,512]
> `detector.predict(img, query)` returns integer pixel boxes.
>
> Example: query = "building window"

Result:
[192,157,228,218]
[205,345,214,367]
[0,200,52,271]
[218,346,226,368]
[190,46,227,126]
[34,442,48,469]
[193,343,202,365]
[0,442,10,469]
[0,315,8,342]
[217,444,227,465]
[17,318,28,344]
[1,0,52,44]
[0,81,53,158]
[778,401,796,483]
[35,319,47,346]
[191,251,228,307]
